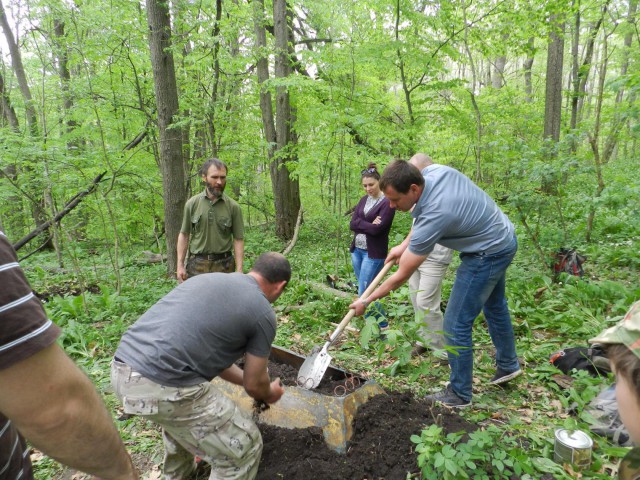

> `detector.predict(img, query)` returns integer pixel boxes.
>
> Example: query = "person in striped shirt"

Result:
[0,231,137,479]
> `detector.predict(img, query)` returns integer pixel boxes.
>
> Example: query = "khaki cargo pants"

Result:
[409,259,450,350]
[111,360,261,480]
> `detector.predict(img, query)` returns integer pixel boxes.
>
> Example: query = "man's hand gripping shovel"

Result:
[297,261,394,389]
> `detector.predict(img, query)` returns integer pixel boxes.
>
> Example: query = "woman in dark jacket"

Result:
[350,163,395,327]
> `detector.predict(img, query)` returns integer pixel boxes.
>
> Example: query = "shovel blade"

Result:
[297,349,332,389]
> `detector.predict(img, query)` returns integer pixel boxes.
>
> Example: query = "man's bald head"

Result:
[409,153,433,171]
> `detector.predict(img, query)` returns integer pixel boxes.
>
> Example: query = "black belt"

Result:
[192,251,232,261]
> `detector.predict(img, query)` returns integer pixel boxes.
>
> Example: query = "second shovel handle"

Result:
[328,261,394,342]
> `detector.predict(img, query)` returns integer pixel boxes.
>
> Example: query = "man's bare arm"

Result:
[350,249,427,316]
[242,353,284,404]
[385,228,412,264]
[176,232,190,282]
[218,363,245,386]
[234,238,244,272]
[0,344,137,479]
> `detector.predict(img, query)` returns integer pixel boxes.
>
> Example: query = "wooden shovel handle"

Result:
[328,261,394,343]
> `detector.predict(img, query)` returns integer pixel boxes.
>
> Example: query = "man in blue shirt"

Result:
[350,159,521,407]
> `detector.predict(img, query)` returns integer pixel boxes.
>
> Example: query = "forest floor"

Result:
[52,391,478,480]
[51,358,553,480]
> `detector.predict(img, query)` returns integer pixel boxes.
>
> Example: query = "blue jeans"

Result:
[444,235,519,401]
[351,248,386,323]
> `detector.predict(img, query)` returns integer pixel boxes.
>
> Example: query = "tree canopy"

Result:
[0,0,637,276]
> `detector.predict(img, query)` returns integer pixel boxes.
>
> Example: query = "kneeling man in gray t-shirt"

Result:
[112,252,290,480]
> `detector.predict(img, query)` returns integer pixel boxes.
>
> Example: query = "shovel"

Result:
[297,261,394,389]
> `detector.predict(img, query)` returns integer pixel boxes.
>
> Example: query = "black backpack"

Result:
[549,346,611,377]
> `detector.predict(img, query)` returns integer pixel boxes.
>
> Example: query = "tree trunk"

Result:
[146,0,187,276]
[0,1,54,248]
[523,38,535,102]
[272,0,301,240]
[492,34,509,90]
[543,14,565,144]
[395,0,414,124]
[462,6,482,182]
[542,14,566,194]
[0,69,19,131]
[606,0,638,165]
[205,0,223,158]
[569,0,580,134]
[616,0,637,104]
[53,20,77,139]
[253,0,277,159]
[173,0,194,184]
[0,0,38,135]
[585,38,609,243]
[492,55,506,89]
[576,2,609,125]
[253,0,300,241]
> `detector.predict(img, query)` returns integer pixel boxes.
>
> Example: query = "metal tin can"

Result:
[554,429,593,469]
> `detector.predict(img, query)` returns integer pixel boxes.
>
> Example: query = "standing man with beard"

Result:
[177,159,245,282]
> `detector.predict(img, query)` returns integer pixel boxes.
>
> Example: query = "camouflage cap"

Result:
[590,300,640,359]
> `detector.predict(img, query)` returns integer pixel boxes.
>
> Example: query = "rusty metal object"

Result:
[212,345,384,453]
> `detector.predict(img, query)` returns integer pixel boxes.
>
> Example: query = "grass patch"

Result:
[23,219,640,479]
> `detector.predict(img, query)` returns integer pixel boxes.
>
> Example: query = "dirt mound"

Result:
[257,391,477,480]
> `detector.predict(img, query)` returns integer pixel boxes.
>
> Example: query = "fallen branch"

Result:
[238,199,274,222]
[283,207,304,256]
[13,172,107,251]
[123,130,147,151]
[140,251,166,264]
[307,281,353,299]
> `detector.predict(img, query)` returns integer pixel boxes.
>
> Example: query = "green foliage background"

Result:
[0,0,638,477]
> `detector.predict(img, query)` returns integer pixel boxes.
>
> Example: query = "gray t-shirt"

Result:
[410,165,514,256]
[115,273,276,387]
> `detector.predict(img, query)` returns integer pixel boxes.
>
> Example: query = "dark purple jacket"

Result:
[349,195,396,259]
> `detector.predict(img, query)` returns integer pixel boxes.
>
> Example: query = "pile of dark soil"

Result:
[257,391,476,479]
[254,358,558,480]
[253,360,477,479]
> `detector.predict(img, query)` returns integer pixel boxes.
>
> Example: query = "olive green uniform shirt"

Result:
[180,191,244,255]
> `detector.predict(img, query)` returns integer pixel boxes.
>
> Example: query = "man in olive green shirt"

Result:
[177,159,245,282]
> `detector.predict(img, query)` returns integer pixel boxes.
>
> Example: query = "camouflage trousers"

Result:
[186,255,234,277]
[111,360,261,480]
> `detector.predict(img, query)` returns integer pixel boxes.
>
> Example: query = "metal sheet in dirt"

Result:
[211,345,384,453]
